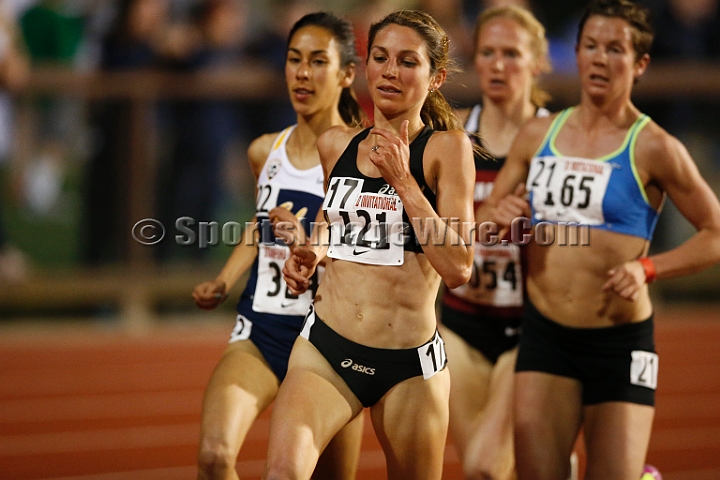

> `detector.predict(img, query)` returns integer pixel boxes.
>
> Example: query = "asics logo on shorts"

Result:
[340,358,375,375]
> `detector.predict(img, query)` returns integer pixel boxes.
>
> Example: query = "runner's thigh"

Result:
[583,401,654,480]
[199,340,279,457]
[514,371,583,480]
[440,325,492,451]
[264,337,363,480]
[370,369,451,480]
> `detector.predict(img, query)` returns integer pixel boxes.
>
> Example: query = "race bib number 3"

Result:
[630,350,658,390]
[252,244,319,316]
[324,177,405,266]
[527,156,612,225]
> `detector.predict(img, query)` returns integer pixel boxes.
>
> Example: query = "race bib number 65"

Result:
[527,156,612,225]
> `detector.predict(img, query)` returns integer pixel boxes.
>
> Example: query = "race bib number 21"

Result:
[630,350,658,390]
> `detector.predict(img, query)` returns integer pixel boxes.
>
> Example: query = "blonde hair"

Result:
[474,5,552,107]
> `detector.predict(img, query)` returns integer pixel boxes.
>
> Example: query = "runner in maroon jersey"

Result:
[439,5,552,480]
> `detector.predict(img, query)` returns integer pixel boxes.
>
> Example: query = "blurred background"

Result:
[0,0,718,479]
[0,0,718,319]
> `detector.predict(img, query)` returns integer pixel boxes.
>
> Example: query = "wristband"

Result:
[638,257,656,283]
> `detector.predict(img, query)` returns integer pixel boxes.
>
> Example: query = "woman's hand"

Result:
[282,246,318,295]
[269,203,307,247]
[369,120,414,193]
[493,183,530,229]
[192,279,228,310]
[602,260,646,301]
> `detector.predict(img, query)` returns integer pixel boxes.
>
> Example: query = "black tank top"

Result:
[326,126,437,253]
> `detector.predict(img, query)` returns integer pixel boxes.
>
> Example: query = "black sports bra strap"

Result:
[349,127,372,154]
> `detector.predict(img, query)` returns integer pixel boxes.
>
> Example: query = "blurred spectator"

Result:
[82,0,179,265]
[17,0,86,219]
[20,0,83,65]
[156,0,248,262]
[243,0,330,133]
[464,0,522,19]
[0,4,30,282]
[418,0,474,66]
[651,0,720,59]
[463,0,544,37]
[647,0,720,133]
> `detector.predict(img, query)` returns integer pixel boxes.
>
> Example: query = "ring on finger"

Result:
[371,145,379,153]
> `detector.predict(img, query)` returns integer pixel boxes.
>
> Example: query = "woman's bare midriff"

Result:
[314,251,441,349]
[526,227,654,327]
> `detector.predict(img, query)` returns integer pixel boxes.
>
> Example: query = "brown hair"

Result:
[576,0,654,60]
[367,10,463,132]
[474,5,552,107]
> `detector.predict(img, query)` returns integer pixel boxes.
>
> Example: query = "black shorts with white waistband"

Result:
[515,299,658,406]
[300,305,447,407]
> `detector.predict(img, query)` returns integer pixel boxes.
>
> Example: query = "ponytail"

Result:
[339,87,365,128]
[420,89,462,132]
[370,10,488,158]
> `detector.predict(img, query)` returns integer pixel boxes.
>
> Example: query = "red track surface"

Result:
[1,305,718,480]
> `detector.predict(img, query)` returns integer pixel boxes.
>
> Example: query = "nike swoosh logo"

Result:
[504,326,521,337]
[352,249,369,255]
[281,301,298,308]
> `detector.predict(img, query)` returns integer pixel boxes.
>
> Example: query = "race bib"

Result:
[417,331,447,379]
[324,177,405,266]
[252,244,320,316]
[229,314,253,342]
[451,242,523,307]
[527,156,612,225]
[255,183,280,217]
[630,350,658,389]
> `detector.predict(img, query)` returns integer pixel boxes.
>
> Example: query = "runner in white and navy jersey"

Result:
[191,13,367,480]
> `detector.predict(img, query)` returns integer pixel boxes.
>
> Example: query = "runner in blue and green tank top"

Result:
[529,107,658,240]
[477,1,720,479]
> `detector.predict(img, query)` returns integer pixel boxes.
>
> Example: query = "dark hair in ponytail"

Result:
[288,12,365,127]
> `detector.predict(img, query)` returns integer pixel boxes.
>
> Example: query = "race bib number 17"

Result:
[324,177,405,266]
